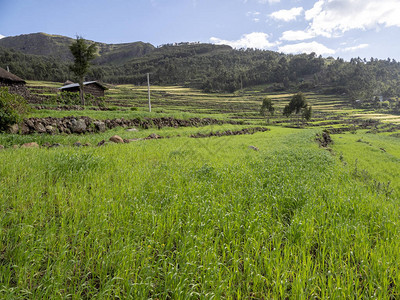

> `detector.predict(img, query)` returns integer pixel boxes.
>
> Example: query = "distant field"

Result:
[1,81,399,298]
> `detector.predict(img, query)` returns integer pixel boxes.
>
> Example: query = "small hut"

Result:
[0,67,29,98]
[58,81,107,97]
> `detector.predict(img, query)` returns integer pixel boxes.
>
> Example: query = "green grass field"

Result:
[1,82,400,298]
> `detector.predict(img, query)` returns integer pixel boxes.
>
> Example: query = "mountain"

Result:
[1,32,400,101]
[0,32,155,65]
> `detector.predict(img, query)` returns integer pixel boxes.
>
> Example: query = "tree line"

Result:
[2,43,400,103]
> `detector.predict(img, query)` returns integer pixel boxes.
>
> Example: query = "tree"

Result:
[302,105,312,121]
[283,92,312,121]
[260,97,275,123]
[69,36,97,106]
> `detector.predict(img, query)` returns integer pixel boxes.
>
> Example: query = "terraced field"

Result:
[1,81,398,298]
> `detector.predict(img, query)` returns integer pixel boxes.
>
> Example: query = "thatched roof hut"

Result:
[63,80,74,86]
[0,67,29,98]
[0,67,26,85]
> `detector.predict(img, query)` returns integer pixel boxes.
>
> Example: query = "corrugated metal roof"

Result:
[59,81,98,90]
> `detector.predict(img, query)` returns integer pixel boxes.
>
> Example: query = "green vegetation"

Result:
[0,87,30,132]
[1,72,400,296]
[283,92,312,121]
[260,97,275,124]
[0,126,399,298]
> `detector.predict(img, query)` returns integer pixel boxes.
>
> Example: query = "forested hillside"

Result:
[1,33,400,102]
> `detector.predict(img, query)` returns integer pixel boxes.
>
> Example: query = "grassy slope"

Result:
[1,127,399,298]
[1,82,400,298]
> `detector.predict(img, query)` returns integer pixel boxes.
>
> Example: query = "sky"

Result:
[1,0,400,60]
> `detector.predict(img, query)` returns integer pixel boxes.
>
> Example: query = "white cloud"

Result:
[270,7,304,22]
[246,11,261,22]
[246,11,260,17]
[257,0,280,4]
[305,0,400,37]
[278,41,335,55]
[280,30,315,41]
[341,44,369,52]
[210,32,277,49]
[0,34,5,39]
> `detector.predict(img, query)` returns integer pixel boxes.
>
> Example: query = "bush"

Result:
[0,87,30,132]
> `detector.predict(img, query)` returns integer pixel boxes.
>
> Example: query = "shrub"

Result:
[0,87,30,132]
[58,91,80,105]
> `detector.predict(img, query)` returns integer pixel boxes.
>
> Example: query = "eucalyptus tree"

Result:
[69,36,97,106]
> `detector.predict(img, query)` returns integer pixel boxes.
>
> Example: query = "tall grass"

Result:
[0,128,399,298]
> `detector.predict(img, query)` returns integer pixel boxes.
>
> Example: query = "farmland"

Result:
[1,82,400,298]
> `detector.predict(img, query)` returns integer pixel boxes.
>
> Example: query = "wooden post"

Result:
[147,73,151,112]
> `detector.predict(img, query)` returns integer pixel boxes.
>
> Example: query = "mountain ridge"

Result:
[0,32,155,65]
[1,32,400,101]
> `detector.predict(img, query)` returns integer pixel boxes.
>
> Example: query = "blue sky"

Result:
[1,0,400,60]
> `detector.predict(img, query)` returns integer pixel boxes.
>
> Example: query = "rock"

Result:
[45,125,57,135]
[93,121,106,132]
[83,143,91,147]
[0,145,4,150]
[70,118,87,133]
[125,127,138,132]
[316,131,333,148]
[109,135,124,143]
[248,145,259,151]
[97,140,106,146]
[21,142,39,148]
[7,124,19,134]
[49,143,62,148]
[25,119,34,128]
[126,138,140,143]
[20,123,30,135]
[147,133,161,139]
[35,123,47,134]
[12,145,19,149]
[73,142,82,147]
[42,142,51,148]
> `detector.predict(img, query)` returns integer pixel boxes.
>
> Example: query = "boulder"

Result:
[73,142,82,147]
[125,127,138,132]
[45,125,57,135]
[21,142,39,148]
[20,123,30,135]
[70,118,87,134]
[109,135,124,143]
[7,124,19,134]
[35,123,47,134]
[49,143,62,148]
[0,145,4,150]
[25,119,34,128]
[147,133,161,139]
[126,138,140,143]
[93,121,106,132]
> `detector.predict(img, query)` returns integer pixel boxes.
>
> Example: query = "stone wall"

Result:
[9,116,241,134]
[0,82,30,99]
